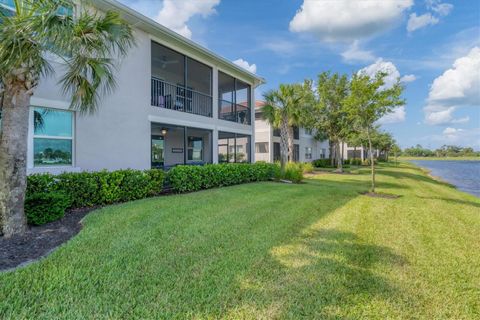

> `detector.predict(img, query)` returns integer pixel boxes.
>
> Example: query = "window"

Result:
[218,132,251,163]
[255,112,263,120]
[320,148,326,159]
[305,128,313,135]
[255,142,269,153]
[187,136,203,161]
[293,144,300,162]
[273,143,280,162]
[33,107,73,167]
[273,128,280,137]
[305,147,312,160]
[218,71,251,125]
[293,126,299,140]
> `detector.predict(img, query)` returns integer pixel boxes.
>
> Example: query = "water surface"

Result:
[410,160,480,197]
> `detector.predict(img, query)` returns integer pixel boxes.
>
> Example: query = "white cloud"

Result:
[400,74,416,82]
[440,127,480,146]
[407,13,439,32]
[289,0,413,42]
[427,0,453,16]
[233,59,257,74]
[407,1,453,32]
[155,0,220,39]
[359,59,401,89]
[341,41,376,63]
[378,106,406,124]
[424,47,480,125]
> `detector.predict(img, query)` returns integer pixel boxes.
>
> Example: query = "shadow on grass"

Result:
[416,196,480,208]
[230,228,407,318]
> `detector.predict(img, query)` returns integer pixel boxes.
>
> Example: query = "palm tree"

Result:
[0,0,134,237]
[262,82,311,173]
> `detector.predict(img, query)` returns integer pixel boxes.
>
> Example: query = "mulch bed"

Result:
[0,207,95,272]
[359,191,401,199]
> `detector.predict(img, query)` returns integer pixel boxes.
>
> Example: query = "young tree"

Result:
[0,0,134,237]
[345,72,404,192]
[304,72,350,172]
[262,82,312,172]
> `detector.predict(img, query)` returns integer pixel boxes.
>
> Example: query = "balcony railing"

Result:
[218,100,251,125]
[151,77,213,118]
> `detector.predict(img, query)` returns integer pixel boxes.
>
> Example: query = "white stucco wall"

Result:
[27,22,257,173]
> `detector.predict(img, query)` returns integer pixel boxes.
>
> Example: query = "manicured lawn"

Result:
[1,163,479,319]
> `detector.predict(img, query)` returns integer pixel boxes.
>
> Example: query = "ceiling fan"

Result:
[153,55,179,69]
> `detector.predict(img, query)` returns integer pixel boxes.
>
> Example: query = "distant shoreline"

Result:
[398,156,480,161]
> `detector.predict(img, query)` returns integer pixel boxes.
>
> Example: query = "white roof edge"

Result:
[94,0,266,87]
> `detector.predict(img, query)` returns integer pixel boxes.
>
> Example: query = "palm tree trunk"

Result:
[0,86,30,237]
[287,126,294,162]
[279,116,289,174]
[366,128,375,193]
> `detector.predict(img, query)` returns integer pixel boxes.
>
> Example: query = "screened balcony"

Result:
[218,71,252,125]
[151,41,213,117]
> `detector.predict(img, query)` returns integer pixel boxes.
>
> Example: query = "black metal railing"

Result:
[151,77,213,118]
[218,100,251,125]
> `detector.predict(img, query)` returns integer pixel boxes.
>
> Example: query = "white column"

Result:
[212,66,219,163]
[250,86,255,163]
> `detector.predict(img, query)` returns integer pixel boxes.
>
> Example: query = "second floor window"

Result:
[218,71,251,125]
[151,41,213,117]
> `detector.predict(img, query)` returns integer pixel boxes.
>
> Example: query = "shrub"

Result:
[312,159,331,168]
[27,169,166,209]
[25,192,71,225]
[168,162,278,193]
[362,158,378,166]
[349,158,362,166]
[283,162,304,183]
[300,162,314,173]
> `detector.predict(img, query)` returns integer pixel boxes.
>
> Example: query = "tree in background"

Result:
[262,81,312,173]
[345,72,404,192]
[304,72,350,172]
[0,0,134,237]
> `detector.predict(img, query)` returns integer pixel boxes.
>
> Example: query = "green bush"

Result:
[25,192,71,225]
[27,169,166,209]
[312,159,332,168]
[283,162,304,183]
[168,162,278,193]
[362,158,378,166]
[349,158,362,166]
[299,162,314,173]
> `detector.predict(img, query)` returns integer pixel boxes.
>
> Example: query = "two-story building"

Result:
[0,0,264,174]
[254,101,330,163]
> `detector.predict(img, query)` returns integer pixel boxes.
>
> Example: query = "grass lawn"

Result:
[1,163,479,319]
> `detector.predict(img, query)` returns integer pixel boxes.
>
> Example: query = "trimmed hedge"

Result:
[168,162,278,193]
[27,169,166,209]
[312,159,332,168]
[24,192,71,225]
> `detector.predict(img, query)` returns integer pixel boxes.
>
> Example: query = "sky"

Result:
[118,0,480,150]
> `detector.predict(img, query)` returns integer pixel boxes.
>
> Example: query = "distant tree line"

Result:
[400,144,480,157]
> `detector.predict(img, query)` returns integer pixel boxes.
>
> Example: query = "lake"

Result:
[410,160,480,197]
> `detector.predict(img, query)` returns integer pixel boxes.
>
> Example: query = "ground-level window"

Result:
[305,147,312,160]
[188,136,203,161]
[255,142,269,153]
[32,107,74,167]
[218,132,251,163]
[320,148,326,159]
[293,144,300,162]
[273,142,280,162]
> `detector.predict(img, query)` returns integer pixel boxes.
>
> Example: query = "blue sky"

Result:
[119,0,480,149]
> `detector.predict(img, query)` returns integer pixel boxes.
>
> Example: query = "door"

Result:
[151,135,164,168]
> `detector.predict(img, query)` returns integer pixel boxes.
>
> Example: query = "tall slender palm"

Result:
[0,0,134,237]
[262,82,311,173]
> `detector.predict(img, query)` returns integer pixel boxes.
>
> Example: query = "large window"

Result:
[33,107,73,167]
[218,132,251,163]
[218,71,251,125]
[151,41,212,117]
[293,144,300,162]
